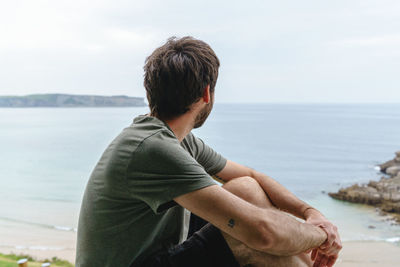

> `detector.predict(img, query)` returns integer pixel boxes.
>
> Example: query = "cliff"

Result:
[0,94,146,107]
[329,151,400,223]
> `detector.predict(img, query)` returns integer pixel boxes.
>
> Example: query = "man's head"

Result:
[143,36,220,121]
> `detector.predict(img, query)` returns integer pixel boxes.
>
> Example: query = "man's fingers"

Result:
[322,240,342,255]
[326,225,337,246]
[306,248,313,253]
[319,224,336,249]
[327,255,338,267]
[312,249,339,267]
[319,240,329,250]
[320,230,343,256]
[311,249,318,261]
[307,219,342,267]
[320,245,327,250]
[313,253,328,267]
[312,253,322,267]
[334,240,343,251]
[320,255,329,267]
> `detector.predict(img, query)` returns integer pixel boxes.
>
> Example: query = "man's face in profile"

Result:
[193,93,214,129]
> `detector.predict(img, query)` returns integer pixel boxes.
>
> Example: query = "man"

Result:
[76,36,342,267]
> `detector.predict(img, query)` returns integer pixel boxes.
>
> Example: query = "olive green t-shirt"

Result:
[75,115,227,267]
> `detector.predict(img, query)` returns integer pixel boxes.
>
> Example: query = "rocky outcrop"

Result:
[329,151,400,223]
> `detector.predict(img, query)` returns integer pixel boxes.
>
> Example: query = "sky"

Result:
[0,0,400,103]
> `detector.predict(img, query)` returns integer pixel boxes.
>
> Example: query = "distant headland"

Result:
[0,94,147,107]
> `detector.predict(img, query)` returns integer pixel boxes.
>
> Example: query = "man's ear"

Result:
[202,85,211,104]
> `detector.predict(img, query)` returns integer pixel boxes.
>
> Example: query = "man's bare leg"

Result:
[221,177,313,267]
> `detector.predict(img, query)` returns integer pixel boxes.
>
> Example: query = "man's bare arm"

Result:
[251,170,314,219]
[173,184,327,256]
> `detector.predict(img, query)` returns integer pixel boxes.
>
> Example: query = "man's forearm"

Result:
[251,170,316,219]
[260,208,327,256]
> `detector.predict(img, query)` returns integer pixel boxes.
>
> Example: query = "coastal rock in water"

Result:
[329,184,381,205]
[329,151,400,224]
[379,151,400,173]
[386,166,400,177]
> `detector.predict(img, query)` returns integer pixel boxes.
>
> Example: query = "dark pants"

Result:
[139,213,240,267]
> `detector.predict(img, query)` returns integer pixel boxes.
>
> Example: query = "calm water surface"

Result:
[1,104,400,245]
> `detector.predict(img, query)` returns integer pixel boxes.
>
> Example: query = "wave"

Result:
[0,216,77,232]
[386,237,400,243]
[26,196,76,203]
[341,236,400,244]
[15,245,65,251]
[54,225,77,232]
[374,165,381,171]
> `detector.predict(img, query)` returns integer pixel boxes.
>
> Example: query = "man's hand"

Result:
[305,209,342,267]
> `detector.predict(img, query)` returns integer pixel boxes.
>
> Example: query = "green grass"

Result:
[0,253,74,267]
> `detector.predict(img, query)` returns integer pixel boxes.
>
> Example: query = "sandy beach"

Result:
[1,238,400,266]
[0,220,76,263]
[336,241,400,267]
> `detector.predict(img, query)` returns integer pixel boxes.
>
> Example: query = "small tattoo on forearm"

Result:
[228,218,235,228]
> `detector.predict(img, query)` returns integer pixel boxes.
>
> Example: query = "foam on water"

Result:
[386,237,400,243]
[54,225,77,232]
[0,216,77,232]
[14,245,65,251]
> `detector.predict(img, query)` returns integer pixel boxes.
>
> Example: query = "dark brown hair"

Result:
[143,36,220,120]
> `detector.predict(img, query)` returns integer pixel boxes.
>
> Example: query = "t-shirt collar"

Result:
[133,114,176,136]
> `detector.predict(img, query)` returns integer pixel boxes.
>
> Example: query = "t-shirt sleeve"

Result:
[184,132,227,176]
[127,131,217,214]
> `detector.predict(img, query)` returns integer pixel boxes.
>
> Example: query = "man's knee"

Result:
[222,176,273,208]
[222,176,263,200]
[221,178,312,267]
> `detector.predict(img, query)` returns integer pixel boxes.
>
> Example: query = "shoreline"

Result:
[1,194,400,265]
[1,240,399,266]
[0,222,76,263]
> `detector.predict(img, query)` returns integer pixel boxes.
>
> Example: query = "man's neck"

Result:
[153,112,195,142]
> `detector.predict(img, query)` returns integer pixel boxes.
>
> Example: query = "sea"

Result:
[1,103,400,253]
